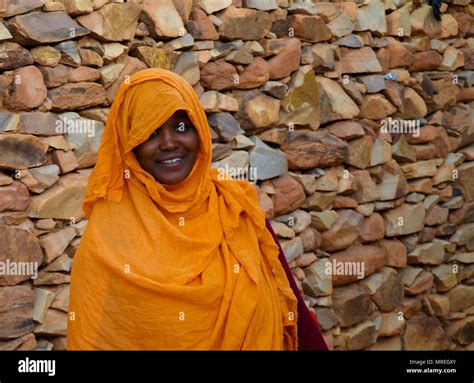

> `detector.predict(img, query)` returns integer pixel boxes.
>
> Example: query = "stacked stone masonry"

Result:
[0,0,473,350]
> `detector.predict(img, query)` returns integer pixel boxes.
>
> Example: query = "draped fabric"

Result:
[67,68,298,350]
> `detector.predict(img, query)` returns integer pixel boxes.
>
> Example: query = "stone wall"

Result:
[0,0,473,351]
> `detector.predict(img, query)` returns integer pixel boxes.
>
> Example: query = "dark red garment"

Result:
[265,219,329,351]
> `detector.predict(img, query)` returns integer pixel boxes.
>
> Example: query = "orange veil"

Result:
[67,68,298,350]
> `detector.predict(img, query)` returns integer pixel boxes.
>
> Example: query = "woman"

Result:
[67,68,327,350]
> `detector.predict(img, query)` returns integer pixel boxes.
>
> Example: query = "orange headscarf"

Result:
[67,68,298,350]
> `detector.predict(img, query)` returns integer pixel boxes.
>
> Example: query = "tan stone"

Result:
[333,284,373,328]
[281,130,348,170]
[321,210,364,252]
[270,173,306,216]
[40,227,76,264]
[384,203,426,237]
[4,66,47,111]
[287,15,331,42]
[360,213,385,243]
[359,95,397,120]
[34,308,67,336]
[403,314,450,350]
[77,2,141,41]
[0,286,34,338]
[49,82,106,111]
[339,47,382,74]
[27,172,89,220]
[408,242,445,266]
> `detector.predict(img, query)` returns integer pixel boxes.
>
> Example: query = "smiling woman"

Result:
[67,68,327,351]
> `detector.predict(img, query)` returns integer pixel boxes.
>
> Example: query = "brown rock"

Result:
[7,11,89,45]
[0,333,37,350]
[447,284,474,313]
[52,150,79,174]
[219,6,271,41]
[317,77,360,124]
[266,38,301,80]
[299,226,321,252]
[27,172,89,220]
[372,267,404,312]
[0,0,43,18]
[410,5,442,38]
[270,173,306,216]
[327,121,365,140]
[360,213,385,242]
[38,64,70,88]
[405,270,433,295]
[0,285,34,339]
[359,94,397,120]
[408,242,444,265]
[200,60,237,90]
[302,192,337,212]
[234,91,280,131]
[403,314,450,350]
[329,245,385,286]
[31,45,61,67]
[384,203,426,237]
[408,50,443,72]
[34,308,67,336]
[321,210,364,252]
[345,136,373,169]
[337,320,377,350]
[77,3,141,41]
[0,181,29,213]
[333,284,374,328]
[18,112,59,136]
[401,87,427,119]
[40,227,76,264]
[3,66,47,111]
[401,160,437,179]
[378,239,407,268]
[377,160,408,201]
[280,69,320,129]
[234,57,269,89]
[68,66,100,83]
[431,264,457,292]
[48,82,106,111]
[287,15,332,43]
[0,226,43,286]
[386,41,414,68]
[351,170,380,204]
[0,42,34,71]
[0,134,48,170]
[186,7,219,40]
[281,130,348,170]
[339,47,382,74]
[425,205,449,226]
[447,317,474,345]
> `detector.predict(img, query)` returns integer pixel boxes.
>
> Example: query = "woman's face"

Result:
[133,110,200,185]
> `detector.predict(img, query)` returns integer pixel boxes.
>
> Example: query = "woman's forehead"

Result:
[168,110,191,122]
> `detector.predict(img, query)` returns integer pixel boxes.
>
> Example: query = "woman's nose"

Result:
[158,127,178,150]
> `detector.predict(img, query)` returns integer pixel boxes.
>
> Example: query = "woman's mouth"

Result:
[156,156,186,168]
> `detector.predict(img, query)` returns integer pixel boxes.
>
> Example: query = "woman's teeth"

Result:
[158,157,184,165]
